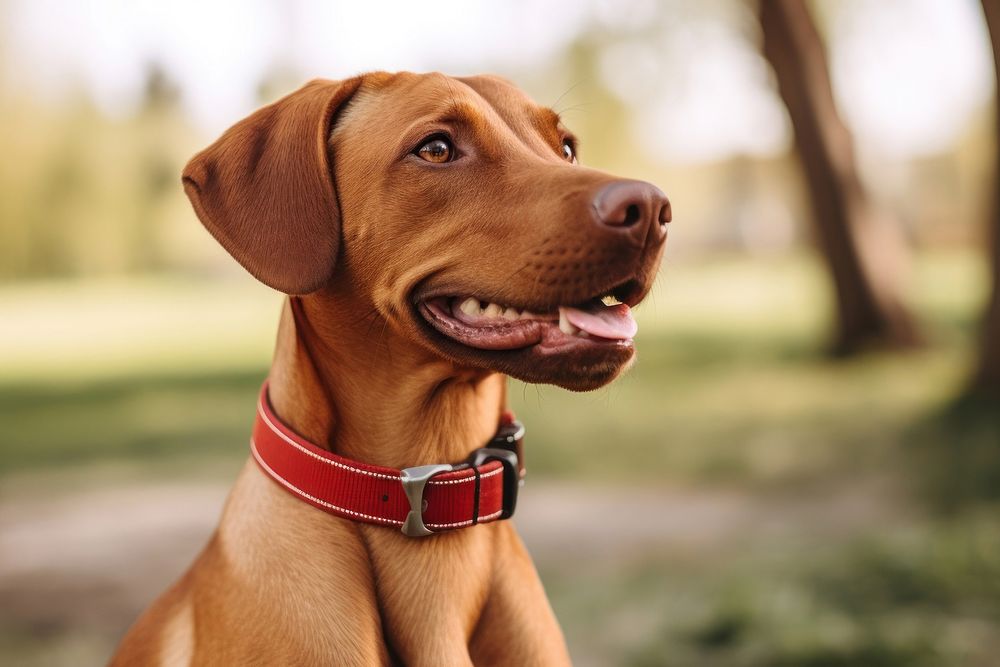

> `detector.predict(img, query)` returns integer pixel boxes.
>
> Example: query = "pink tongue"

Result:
[560,303,638,340]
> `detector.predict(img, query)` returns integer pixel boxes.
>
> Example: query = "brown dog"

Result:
[111,72,668,665]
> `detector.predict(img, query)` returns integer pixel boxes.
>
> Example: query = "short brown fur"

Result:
[111,72,667,666]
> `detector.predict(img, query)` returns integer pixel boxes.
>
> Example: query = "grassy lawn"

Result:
[2,249,998,666]
[0,250,988,485]
[544,508,1000,666]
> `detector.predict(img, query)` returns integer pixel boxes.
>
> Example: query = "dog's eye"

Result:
[416,137,454,164]
[562,140,577,164]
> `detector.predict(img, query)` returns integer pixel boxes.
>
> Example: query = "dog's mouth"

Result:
[416,280,644,355]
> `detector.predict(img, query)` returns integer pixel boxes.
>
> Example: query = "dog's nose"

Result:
[592,180,671,236]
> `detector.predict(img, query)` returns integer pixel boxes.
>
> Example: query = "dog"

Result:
[110,71,669,665]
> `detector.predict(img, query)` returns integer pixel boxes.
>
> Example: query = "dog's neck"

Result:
[266,296,507,469]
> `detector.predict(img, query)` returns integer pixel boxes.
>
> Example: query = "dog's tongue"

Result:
[560,302,638,340]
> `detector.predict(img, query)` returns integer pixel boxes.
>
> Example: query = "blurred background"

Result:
[2,0,999,664]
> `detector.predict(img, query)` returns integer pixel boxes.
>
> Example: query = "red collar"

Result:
[251,383,525,537]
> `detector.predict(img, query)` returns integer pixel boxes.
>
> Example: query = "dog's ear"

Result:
[182,77,363,294]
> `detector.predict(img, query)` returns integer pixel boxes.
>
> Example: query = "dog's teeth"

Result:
[519,310,536,320]
[601,295,622,307]
[484,303,503,318]
[502,307,520,320]
[558,311,579,335]
[459,297,481,316]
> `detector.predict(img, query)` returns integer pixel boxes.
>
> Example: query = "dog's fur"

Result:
[111,72,668,666]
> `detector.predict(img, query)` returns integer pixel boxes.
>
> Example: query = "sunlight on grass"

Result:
[0,275,281,383]
[0,249,986,481]
[509,248,985,485]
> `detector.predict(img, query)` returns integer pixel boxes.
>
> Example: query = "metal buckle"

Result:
[470,418,525,519]
[466,446,520,520]
[398,419,525,537]
[399,463,454,537]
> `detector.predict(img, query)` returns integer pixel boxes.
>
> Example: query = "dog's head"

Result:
[183,73,669,391]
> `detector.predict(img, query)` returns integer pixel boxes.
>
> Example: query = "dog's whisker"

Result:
[550,79,586,114]
[552,103,592,117]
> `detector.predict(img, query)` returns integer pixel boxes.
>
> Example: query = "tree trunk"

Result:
[759,0,922,354]
[974,0,1000,396]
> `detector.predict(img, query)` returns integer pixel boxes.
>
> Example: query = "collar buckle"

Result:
[400,463,456,537]
[399,418,525,538]
[465,446,520,521]
[469,418,524,519]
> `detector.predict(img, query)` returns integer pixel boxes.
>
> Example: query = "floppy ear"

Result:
[182,77,363,294]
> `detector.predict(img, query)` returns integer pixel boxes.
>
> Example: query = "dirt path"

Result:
[0,474,898,666]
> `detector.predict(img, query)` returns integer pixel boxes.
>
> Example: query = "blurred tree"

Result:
[976,0,1000,396]
[131,63,180,271]
[27,139,87,276]
[759,0,922,354]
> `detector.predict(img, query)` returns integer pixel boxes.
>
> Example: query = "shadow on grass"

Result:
[0,326,966,488]
[0,368,267,475]
[906,391,1000,513]
[0,328,825,480]
[621,512,1000,667]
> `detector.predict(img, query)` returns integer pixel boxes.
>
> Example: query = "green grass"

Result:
[0,335,968,482]
[0,249,988,487]
[513,332,971,487]
[540,509,1000,667]
[0,369,264,475]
